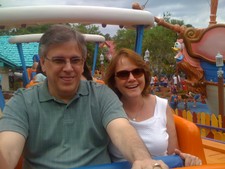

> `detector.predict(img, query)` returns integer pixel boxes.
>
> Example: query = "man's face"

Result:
[40,41,84,102]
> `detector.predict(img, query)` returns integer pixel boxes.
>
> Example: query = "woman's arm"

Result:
[166,105,179,154]
[166,105,202,166]
[174,149,202,166]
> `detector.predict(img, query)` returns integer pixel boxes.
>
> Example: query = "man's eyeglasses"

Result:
[115,68,145,80]
[45,56,84,66]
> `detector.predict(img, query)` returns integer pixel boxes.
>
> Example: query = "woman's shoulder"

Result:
[147,94,167,119]
[146,94,168,109]
[152,95,168,103]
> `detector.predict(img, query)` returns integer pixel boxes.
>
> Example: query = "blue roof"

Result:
[0,36,39,67]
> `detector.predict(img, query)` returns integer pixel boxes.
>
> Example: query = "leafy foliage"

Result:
[113,29,136,52]
[142,25,177,76]
[71,24,104,70]
[112,13,186,77]
[0,24,53,35]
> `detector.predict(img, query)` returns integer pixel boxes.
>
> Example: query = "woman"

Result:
[33,61,46,83]
[81,62,105,85]
[26,61,46,88]
[169,90,178,110]
[104,48,202,167]
[81,61,93,80]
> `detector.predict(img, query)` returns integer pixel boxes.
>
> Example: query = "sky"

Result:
[1,0,225,36]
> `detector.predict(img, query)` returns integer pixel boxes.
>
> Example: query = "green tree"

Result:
[104,33,111,40]
[113,29,136,52]
[71,24,104,71]
[72,24,101,35]
[112,13,186,77]
[0,24,53,35]
[143,25,177,76]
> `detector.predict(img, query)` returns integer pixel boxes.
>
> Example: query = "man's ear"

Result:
[81,63,84,74]
[40,57,46,72]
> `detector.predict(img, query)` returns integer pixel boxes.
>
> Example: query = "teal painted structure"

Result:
[0,36,39,68]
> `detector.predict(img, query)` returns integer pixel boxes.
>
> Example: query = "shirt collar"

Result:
[38,80,89,102]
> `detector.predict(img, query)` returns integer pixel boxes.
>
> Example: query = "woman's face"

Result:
[114,57,145,99]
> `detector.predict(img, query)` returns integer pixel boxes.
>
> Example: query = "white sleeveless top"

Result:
[109,96,169,162]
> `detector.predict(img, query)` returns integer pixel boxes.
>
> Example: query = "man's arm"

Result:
[0,151,10,169]
[107,118,151,162]
[0,131,25,169]
[107,118,168,169]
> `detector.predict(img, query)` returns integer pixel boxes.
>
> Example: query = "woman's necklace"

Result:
[128,98,145,121]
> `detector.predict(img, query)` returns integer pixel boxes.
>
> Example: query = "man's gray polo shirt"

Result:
[0,80,127,169]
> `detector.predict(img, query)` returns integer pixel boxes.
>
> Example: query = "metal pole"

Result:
[92,42,99,76]
[17,43,29,87]
[100,54,104,79]
[135,25,144,55]
[215,52,224,126]
[217,67,224,116]
[0,87,5,112]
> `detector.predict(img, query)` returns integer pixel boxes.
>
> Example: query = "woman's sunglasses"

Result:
[115,68,145,80]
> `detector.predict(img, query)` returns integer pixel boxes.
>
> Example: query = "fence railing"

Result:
[174,109,225,143]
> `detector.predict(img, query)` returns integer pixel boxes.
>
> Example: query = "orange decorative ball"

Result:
[132,2,142,10]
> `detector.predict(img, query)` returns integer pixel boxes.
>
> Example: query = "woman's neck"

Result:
[121,96,145,117]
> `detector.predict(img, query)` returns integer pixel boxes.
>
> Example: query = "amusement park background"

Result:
[0,0,225,165]
[0,13,190,89]
[0,13,224,135]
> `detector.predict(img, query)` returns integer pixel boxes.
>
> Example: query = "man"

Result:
[0,25,167,169]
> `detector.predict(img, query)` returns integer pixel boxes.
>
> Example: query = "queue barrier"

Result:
[174,108,225,142]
